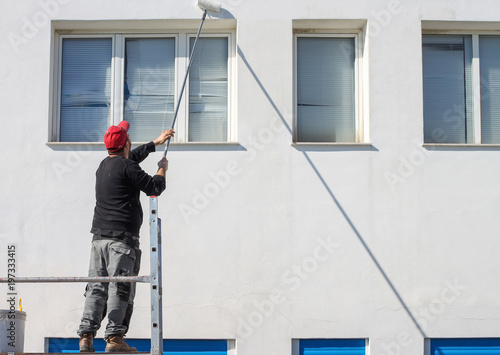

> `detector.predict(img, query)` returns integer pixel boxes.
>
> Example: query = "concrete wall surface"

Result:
[1,0,500,354]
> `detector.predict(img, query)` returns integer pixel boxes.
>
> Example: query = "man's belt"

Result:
[92,234,140,249]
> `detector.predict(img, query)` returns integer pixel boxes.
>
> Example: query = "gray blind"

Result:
[480,36,500,144]
[60,38,112,142]
[422,35,473,144]
[296,37,356,142]
[124,38,175,142]
[189,37,228,142]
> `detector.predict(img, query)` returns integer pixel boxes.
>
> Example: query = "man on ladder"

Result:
[77,121,174,353]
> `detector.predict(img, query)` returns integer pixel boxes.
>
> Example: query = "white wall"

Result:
[1,0,500,354]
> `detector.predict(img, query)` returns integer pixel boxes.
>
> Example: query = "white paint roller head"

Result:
[197,0,222,12]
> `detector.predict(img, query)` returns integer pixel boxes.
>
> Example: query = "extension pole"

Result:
[163,9,208,158]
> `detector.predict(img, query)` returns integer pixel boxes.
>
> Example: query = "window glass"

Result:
[189,37,228,142]
[60,38,112,142]
[422,35,473,143]
[124,38,176,142]
[296,37,356,142]
[479,36,500,144]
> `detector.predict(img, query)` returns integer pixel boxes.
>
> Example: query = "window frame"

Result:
[51,30,236,144]
[422,30,500,146]
[293,31,364,144]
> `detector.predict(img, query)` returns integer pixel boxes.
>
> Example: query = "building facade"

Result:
[1,0,500,354]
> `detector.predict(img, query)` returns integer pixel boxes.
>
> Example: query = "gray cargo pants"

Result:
[77,237,141,338]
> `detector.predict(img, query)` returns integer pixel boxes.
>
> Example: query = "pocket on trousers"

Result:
[110,245,134,258]
[109,243,136,276]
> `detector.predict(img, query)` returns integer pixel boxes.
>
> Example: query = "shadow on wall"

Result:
[237,45,427,338]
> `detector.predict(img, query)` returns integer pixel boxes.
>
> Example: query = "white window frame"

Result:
[422,31,500,146]
[52,34,116,143]
[51,30,236,144]
[293,32,364,144]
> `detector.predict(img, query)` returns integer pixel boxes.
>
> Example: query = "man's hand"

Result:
[153,129,175,146]
[157,157,168,171]
[156,157,168,178]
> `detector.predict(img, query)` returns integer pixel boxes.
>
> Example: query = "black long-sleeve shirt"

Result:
[91,142,165,238]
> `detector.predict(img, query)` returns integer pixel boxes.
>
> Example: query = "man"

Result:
[77,121,174,353]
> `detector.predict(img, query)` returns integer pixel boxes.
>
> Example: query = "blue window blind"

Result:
[431,339,500,355]
[47,338,227,354]
[300,339,365,355]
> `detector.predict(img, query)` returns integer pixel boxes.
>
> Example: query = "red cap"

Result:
[104,121,130,152]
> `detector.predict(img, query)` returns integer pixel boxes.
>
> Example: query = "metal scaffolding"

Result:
[0,197,164,355]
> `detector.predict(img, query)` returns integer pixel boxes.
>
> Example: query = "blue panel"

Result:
[48,338,226,354]
[300,339,365,355]
[164,339,227,354]
[431,339,500,355]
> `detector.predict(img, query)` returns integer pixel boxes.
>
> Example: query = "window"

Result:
[422,35,500,144]
[430,338,500,354]
[295,339,366,355]
[59,37,112,142]
[123,37,175,142]
[52,32,234,143]
[294,34,361,143]
[188,37,229,142]
[47,338,229,354]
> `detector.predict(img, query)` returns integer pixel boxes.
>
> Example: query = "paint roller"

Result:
[197,0,222,12]
[162,0,222,158]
